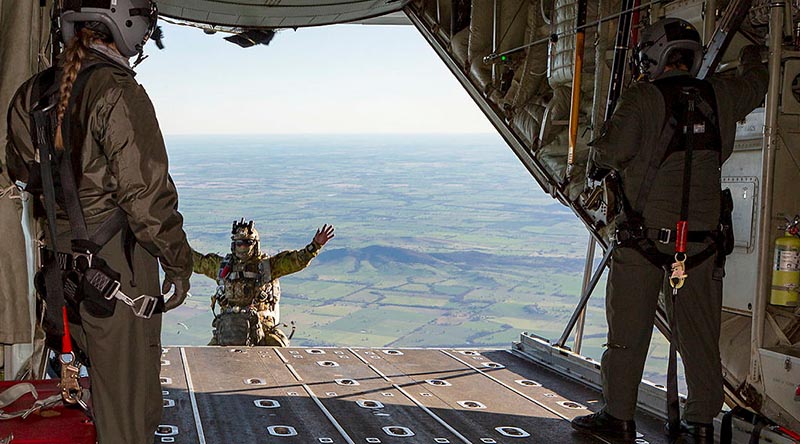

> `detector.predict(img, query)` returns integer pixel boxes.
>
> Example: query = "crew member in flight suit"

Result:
[5,1,192,442]
[193,220,334,346]
[570,18,768,443]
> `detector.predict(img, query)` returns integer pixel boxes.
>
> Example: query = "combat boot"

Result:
[665,420,714,444]
[571,410,637,442]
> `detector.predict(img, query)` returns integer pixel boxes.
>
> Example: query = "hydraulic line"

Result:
[566,0,588,181]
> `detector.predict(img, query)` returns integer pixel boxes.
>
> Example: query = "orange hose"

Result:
[567,30,586,172]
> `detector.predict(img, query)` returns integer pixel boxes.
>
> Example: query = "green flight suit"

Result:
[193,242,321,346]
[6,50,193,444]
[590,46,768,423]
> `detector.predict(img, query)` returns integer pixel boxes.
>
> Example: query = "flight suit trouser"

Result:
[65,229,164,444]
[600,245,724,424]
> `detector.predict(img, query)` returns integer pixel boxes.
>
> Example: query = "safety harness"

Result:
[613,75,725,269]
[24,60,161,405]
[609,75,733,441]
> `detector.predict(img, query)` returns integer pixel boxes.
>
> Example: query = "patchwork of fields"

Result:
[162,134,676,384]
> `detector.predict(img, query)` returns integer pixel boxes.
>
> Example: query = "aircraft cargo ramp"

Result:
[156,346,671,444]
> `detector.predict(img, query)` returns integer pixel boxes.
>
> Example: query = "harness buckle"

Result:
[72,251,93,272]
[100,277,122,301]
[614,224,644,243]
[658,228,672,244]
[130,294,159,319]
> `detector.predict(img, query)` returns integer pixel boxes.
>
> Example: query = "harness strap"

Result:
[32,100,65,335]
[668,88,699,437]
[0,383,62,420]
[617,226,718,244]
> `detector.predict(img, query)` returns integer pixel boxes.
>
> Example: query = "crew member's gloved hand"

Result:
[162,276,190,311]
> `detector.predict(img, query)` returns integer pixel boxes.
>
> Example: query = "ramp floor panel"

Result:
[156,347,670,444]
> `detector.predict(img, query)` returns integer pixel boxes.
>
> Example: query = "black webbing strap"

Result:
[33,104,65,335]
[749,420,767,444]
[59,62,129,251]
[667,89,699,440]
[720,407,740,444]
[31,63,130,333]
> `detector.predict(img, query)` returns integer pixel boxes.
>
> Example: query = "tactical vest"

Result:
[215,254,280,316]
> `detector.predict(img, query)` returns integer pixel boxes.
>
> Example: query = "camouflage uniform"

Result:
[193,228,321,346]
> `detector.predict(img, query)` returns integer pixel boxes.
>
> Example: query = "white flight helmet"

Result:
[635,18,703,80]
[61,0,158,58]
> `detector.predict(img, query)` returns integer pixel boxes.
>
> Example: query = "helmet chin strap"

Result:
[132,50,148,68]
[131,25,164,68]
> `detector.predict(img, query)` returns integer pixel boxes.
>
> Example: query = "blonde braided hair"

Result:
[54,28,105,151]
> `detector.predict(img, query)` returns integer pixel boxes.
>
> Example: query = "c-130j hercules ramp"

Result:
[1,1,799,443]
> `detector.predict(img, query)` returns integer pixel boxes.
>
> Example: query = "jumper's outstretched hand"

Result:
[313,224,335,247]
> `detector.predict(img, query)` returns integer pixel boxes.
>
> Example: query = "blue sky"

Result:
[136,22,495,135]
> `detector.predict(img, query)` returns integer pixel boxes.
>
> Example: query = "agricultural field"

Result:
[163,134,678,386]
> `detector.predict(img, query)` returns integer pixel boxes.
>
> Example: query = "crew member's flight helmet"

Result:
[61,0,159,58]
[635,18,703,80]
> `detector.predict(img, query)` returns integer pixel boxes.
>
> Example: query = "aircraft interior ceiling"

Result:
[157,0,411,29]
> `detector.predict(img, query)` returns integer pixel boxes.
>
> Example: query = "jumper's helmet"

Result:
[634,18,703,80]
[61,0,159,58]
[231,219,260,259]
